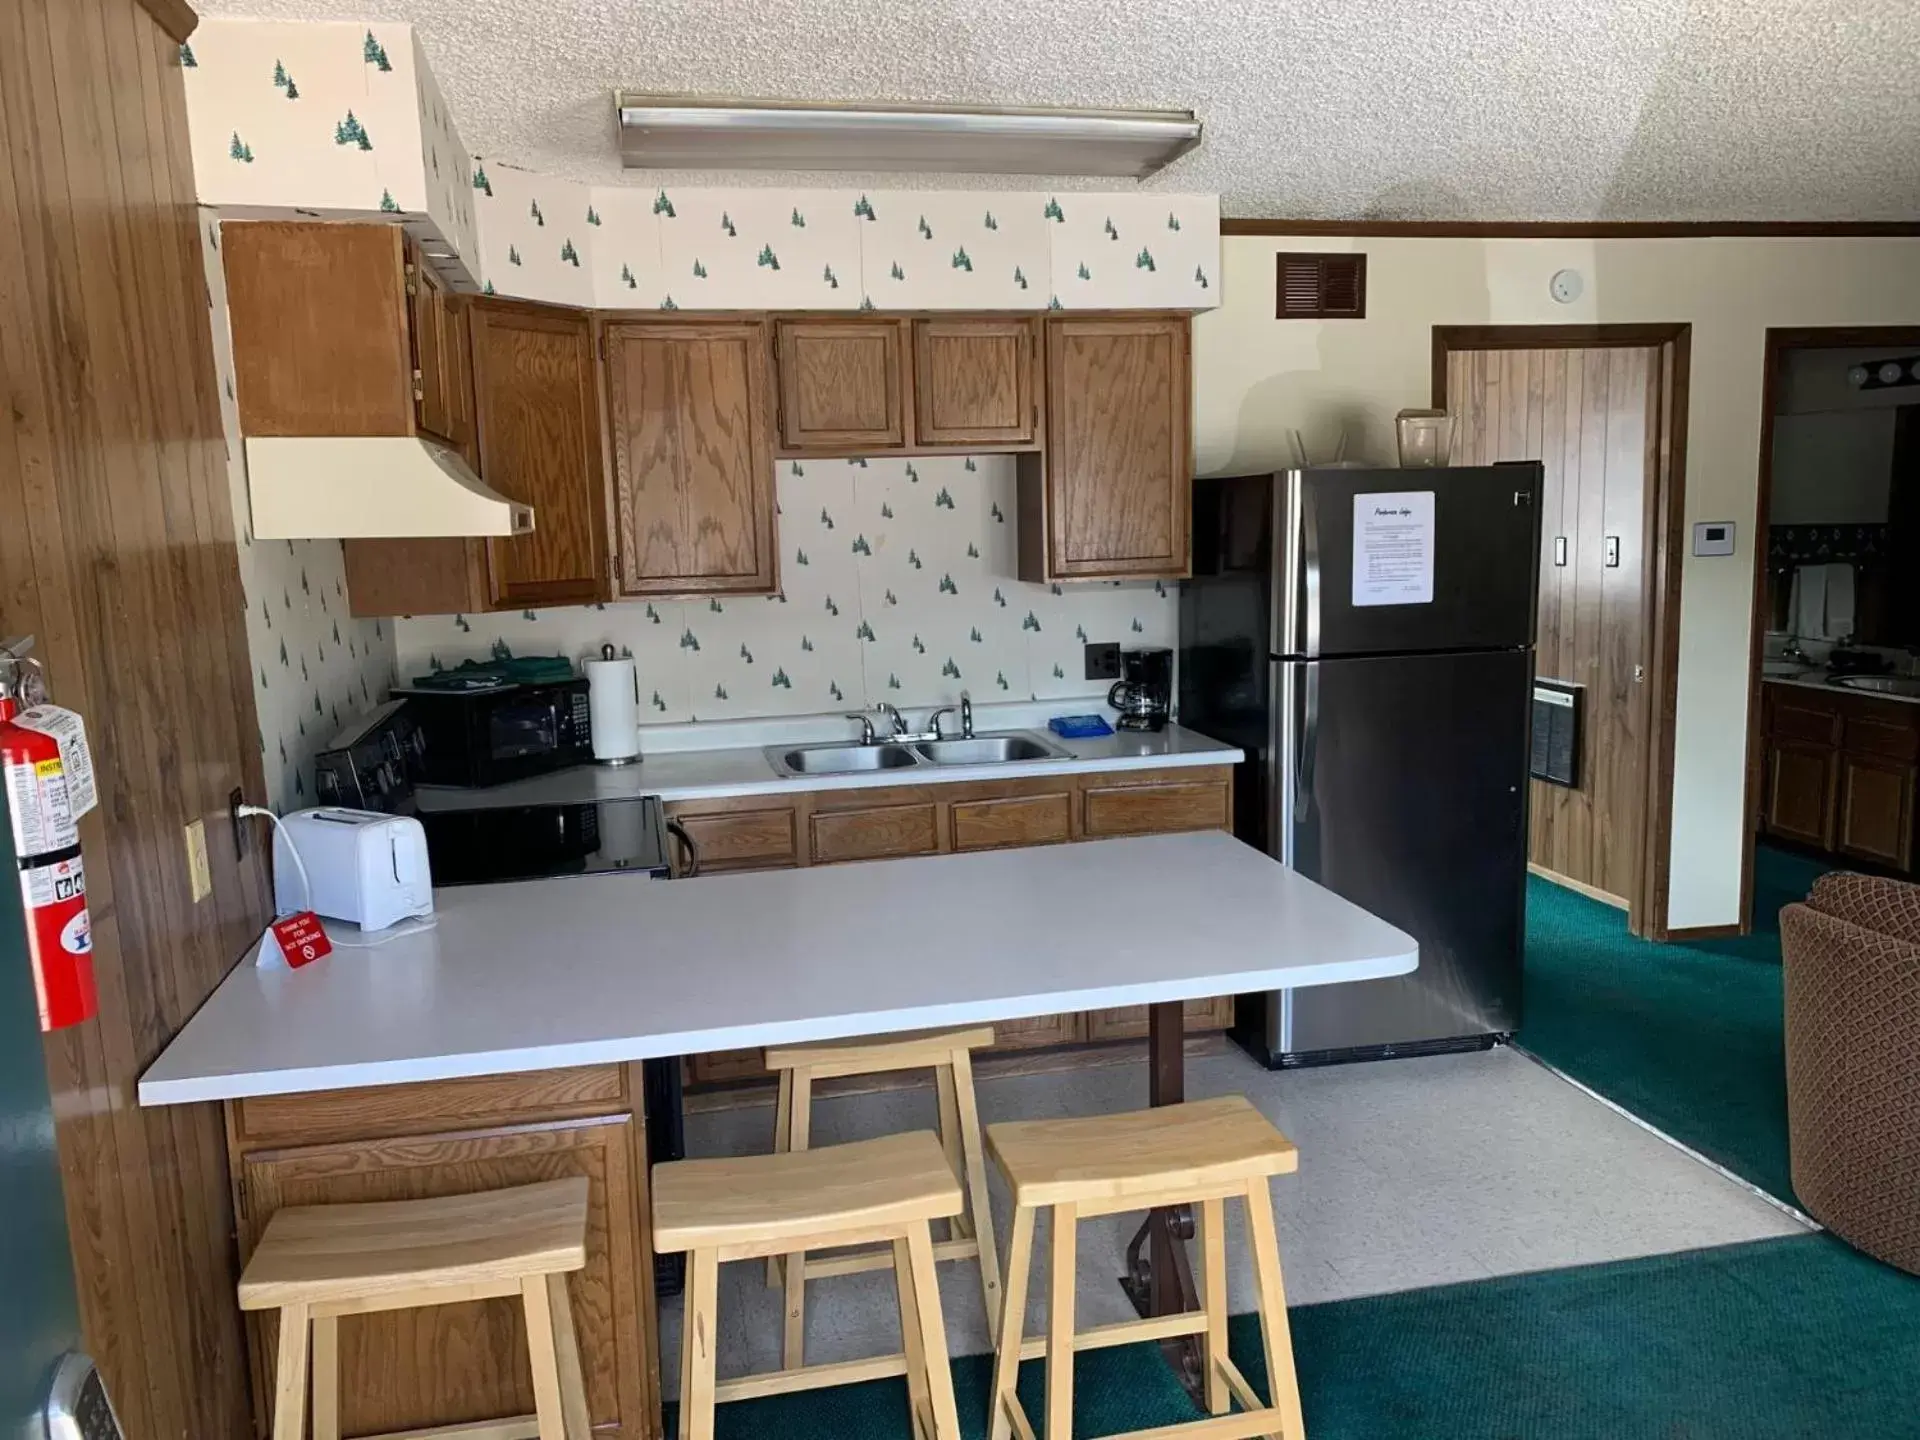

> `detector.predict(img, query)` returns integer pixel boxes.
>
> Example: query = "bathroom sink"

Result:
[1831,675,1920,697]
[767,743,921,776]
[912,732,1069,766]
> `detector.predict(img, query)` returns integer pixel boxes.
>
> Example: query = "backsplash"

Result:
[200,210,399,810]
[393,456,1175,724]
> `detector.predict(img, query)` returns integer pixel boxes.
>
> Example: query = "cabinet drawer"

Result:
[986,1012,1086,1051]
[672,806,799,871]
[231,1066,629,1148]
[1084,995,1235,1042]
[1842,712,1920,762]
[1768,697,1842,746]
[686,1048,771,1086]
[950,791,1073,851]
[811,803,940,864]
[1083,779,1228,837]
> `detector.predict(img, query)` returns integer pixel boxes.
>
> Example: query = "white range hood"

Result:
[245,436,534,540]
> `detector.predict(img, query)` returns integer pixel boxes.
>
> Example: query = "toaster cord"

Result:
[236,804,312,917]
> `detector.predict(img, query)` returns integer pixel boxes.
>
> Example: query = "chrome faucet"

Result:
[871,701,910,738]
[959,689,973,738]
[845,711,878,744]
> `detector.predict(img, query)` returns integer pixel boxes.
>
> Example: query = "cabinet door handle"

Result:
[1604,535,1621,567]
[1553,536,1568,567]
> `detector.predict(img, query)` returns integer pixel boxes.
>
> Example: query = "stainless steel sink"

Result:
[913,732,1069,765]
[1832,675,1920,697]
[768,743,922,776]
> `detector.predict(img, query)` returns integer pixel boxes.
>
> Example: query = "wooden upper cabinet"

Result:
[603,319,778,596]
[408,260,472,451]
[225,220,457,443]
[468,299,608,608]
[913,317,1040,448]
[775,319,908,452]
[1017,315,1191,582]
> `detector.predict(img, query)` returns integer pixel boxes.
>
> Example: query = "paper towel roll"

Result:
[585,653,641,764]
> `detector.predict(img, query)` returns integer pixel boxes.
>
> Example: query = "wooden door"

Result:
[1837,752,1913,867]
[604,320,778,596]
[775,319,908,452]
[1764,741,1839,849]
[1023,315,1190,579]
[235,1114,645,1439]
[470,299,608,608]
[913,318,1039,447]
[1449,346,1659,909]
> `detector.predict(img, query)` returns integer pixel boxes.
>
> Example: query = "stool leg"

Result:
[271,1302,311,1440]
[767,1068,794,1289]
[934,1062,968,1240]
[522,1272,577,1440]
[1243,1180,1306,1440]
[310,1314,340,1440]
[1045,1203,1077,1440]
[948,1048,1004,1344]
[987,1205,1036,1440]
[781,1068,814,1369]
[892,1235,933,1440]
[546,1273,593,1440]
[679,1249,720,1440]
[1194,1198,1229,1415]
[905,1222,964,1440]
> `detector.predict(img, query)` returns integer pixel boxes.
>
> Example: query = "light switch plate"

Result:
[1692,521,1736,557]
[184,819,212,902]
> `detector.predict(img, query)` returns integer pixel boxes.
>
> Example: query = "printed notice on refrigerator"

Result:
[1352,491,1436,606]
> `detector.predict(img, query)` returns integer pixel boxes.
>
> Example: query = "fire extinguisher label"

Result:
[7,754,72,855]
[15,706,97,821]
[19,853,94,1030]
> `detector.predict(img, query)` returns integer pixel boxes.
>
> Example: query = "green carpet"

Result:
[1518,846,1830,1203]
[673,1233,1920,1438]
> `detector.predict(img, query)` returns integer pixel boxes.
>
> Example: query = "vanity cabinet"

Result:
[1017,315,1192,581]
[1761,683,1920,870]
[224,1067,659,1440]
[603,319,778,596]
[664,763,1235,1084]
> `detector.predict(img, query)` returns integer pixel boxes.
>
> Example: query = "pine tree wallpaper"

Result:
[201,211,398,811]
[393,455,1175,725]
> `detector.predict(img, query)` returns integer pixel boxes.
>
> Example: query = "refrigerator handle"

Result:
[1294,662,1319,824]
[1301,480,1322,657]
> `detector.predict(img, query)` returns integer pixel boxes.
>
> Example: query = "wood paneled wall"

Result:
[1,2,267,1437]
[1448,346,1660,908]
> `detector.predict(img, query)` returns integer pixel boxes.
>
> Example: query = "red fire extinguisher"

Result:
[0,647,98,1032]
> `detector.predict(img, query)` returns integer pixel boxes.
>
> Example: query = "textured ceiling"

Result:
[200,0,1920,221]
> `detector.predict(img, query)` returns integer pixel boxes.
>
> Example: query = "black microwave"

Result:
[397,678,593,788]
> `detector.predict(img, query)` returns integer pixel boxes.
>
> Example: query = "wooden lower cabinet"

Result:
[665,764,1236,1080]
[1760,683,1920,871]
[226,1067,659,1440]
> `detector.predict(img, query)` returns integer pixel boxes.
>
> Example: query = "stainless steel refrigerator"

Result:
[1180,463,1542,1066]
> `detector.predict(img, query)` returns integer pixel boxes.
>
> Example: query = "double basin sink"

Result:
[765,730,1072,778]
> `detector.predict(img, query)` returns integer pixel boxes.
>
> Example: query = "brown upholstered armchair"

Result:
[1779,873,1920,1274]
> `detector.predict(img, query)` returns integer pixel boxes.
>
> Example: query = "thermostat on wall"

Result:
[1693,521,1736,556]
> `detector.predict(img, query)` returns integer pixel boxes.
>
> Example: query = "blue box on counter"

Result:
[1048,714,1114,739]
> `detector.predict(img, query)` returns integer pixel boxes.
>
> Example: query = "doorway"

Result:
[1433,325,1691,938]
[1742,327,1920,927]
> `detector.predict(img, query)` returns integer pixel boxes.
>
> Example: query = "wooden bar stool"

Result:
[763,1025,1002,1363]
[984,1095,1306,1440]
[655,1130,966,1440]
[237,1176,592,1440]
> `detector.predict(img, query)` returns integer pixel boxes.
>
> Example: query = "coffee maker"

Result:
[1109,646,1172,732]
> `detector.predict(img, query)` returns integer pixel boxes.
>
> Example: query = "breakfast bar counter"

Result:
[141,830,1415,1106]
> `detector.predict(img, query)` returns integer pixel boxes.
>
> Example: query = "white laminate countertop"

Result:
[139,832,1415,1106]
[413,722,1241,811]
[1762,673,1920,707]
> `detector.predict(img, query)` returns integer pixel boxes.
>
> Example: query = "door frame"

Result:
[1432,323,1692,939]
[1741,326,1920,927]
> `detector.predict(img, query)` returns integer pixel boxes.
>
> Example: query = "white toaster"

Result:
[273,808,434,931]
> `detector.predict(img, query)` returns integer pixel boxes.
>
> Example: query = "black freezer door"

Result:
[1276,464,1542,658]
[1268,647,1531,1056]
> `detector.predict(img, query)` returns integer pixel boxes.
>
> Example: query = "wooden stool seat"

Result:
[238,1178,593,1440]
[238,1177,590,1311]
[988,1094,1299,1210]
[763,1023,1004,1367]
[654,1131,963,1256]
[655,1131,968,1440]
[986,1096,1307,1440]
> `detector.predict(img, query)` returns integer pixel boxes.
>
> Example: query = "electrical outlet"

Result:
[184,819,213,903]
[1084,642,1121,680]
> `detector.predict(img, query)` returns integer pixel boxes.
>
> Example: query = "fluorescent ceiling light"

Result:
[614,94,1201,178]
